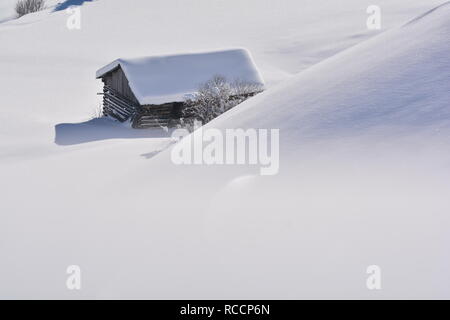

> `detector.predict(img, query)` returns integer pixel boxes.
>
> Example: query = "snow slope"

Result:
[147,2,450,299]
[0,0,443,156]
[209,2,450,142]
[0,0,449,299]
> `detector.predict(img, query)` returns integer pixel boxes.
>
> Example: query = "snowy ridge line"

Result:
[403,0,450,26]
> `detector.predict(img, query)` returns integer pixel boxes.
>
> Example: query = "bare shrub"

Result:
[15,0,45,18]
[182,75,263,125]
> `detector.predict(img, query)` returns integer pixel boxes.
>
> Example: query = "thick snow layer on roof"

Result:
[96,49,265,105]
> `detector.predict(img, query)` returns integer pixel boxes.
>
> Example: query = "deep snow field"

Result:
[1,0,449,299]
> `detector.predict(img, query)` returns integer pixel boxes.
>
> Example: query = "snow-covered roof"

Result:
[96,48,265,105]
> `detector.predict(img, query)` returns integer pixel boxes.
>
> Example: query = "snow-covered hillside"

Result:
[211,2,450,141]
[0,0,449,299]
[0,0,61,22]
[150,2,450,299]
[0,0,16,22]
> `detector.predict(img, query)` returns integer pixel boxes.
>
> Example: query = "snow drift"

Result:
[206,3,450,143]
[0,0,449,299]
[145,1,450,299]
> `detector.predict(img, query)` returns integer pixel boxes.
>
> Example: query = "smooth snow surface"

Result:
[0,0,449,299]
[96,49,265,105]
[0,0,17,22]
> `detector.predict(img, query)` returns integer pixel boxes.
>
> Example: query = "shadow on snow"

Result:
[54,118,172,146]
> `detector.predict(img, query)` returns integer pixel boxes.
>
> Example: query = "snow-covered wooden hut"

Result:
[96,49,264,128]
